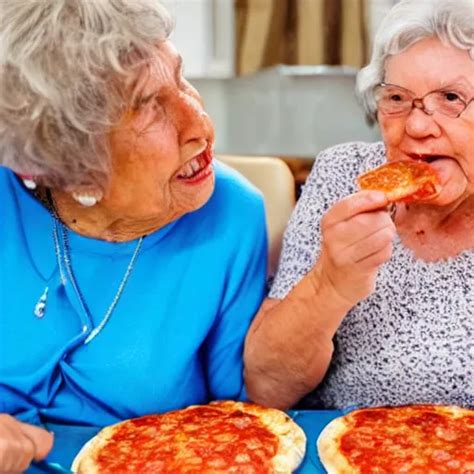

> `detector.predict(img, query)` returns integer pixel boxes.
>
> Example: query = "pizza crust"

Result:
[72,424,118,474]
[431,404,473,419]
[383,183,425,202]
[211,401,306,473]
[317,417,357,474]
[72,401,306,473]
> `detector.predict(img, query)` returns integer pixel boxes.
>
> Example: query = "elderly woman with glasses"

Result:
[0,1,267,469]
[245,0,473,410]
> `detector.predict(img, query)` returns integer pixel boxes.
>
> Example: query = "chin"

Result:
[194,177,215,210]
[183,174,215,214]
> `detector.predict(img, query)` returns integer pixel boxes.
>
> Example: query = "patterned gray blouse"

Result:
[270,141,473,409]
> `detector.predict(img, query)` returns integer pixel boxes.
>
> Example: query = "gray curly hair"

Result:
[0,0,173,191]
[357,0,474,121]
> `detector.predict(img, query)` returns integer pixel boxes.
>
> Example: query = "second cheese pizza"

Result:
[317,404,473,473]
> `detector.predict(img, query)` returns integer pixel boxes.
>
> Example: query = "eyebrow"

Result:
[135,91,155,108]
[436,77,472,90]
[132,55,184,109]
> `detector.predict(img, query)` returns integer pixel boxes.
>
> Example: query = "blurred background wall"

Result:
[162,0,399,167]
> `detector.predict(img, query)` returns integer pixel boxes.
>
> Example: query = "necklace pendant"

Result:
[34,287,49,318]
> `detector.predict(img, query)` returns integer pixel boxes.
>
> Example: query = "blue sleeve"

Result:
[203,199,267,402]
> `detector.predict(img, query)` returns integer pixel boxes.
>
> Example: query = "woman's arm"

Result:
[244,273,349,409]
[203,178,268,402]
[245,182,395,408]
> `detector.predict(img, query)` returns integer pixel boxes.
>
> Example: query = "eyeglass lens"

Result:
[375,85,468,118]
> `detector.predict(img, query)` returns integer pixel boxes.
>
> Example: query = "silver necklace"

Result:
[34,193,145,344]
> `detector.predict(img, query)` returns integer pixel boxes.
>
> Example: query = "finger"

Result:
[325,211,395,257]
[18,422,54,461]
[323,191,389,229]
[345,210,395,241]
[357,241,394,270]
[14,432,36,472]
[351,226,396,264]
[0,415,36,472]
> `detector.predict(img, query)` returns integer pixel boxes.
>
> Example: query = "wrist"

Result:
[305,263,355,337]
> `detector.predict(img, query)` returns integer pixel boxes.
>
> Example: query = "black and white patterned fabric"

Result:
[270,141,473,409]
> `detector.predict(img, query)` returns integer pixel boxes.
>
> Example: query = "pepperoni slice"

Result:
[357,160,441,203]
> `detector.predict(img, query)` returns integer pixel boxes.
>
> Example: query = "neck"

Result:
[395,191,474,232]
[394,192,474,262]
[50,190,164,242]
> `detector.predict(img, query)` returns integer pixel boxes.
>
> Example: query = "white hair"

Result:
[357,0,474,120]
[0,0,173,191]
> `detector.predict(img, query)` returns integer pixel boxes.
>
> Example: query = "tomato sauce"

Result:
[95,406,279,473]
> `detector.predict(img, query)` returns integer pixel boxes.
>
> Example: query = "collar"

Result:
[11,172,180,281]
[11,172,57,281]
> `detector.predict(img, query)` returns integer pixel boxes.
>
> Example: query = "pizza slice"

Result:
[317,404,474,474]
[72,400,306,473]
[357,160,441,203]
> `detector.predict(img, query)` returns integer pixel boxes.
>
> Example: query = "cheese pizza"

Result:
[317,404,474,473]
[72,400,306,473]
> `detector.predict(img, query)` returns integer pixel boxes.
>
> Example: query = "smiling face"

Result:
[379,37,474,195]
[106,41,215,227]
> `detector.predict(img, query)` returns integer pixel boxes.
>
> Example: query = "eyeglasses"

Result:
[374,82,474,118]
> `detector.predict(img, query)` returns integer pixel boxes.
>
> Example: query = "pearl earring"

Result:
[72,193,98,207]
[20,174,37,190]
[71,187,103,207]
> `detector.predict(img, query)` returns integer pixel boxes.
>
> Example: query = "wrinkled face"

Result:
[379,37,474,190]
[107,41,215,225]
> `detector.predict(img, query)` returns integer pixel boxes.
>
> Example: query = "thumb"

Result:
[18,422,54,461]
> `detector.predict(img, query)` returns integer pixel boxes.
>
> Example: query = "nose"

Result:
[405,107,442,140]
[176,94,214,148]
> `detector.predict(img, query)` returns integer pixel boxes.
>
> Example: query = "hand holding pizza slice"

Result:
[357,160,441,203]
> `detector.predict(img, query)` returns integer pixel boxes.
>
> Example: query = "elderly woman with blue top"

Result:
[0,0,267,470]
[245,0,473,410]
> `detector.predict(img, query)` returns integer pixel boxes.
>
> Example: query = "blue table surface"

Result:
[28,410,342,473]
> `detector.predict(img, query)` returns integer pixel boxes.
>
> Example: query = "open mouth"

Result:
[408,153,451,164]
[176,148,213,182]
